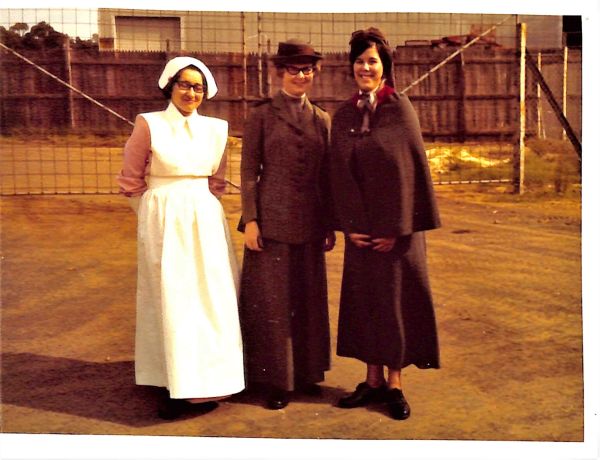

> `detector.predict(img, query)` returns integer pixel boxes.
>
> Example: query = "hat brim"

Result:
[270,54,323,64]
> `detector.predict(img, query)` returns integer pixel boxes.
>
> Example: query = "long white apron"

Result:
[134,110,244,399]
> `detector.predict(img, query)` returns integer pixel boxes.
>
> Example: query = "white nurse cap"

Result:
[158,56,218,99]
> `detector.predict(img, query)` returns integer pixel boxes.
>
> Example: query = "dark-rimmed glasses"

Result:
[285,65,315,76]
[176,81,205,93]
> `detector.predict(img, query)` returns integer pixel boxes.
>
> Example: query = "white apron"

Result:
[134,105,244,398]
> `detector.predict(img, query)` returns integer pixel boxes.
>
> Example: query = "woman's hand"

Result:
[323,231,336,252]
[348,233,372,249]
[244,220,264,251]
[371,237,396,252]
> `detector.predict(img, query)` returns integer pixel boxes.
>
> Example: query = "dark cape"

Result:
[330,88,441,369]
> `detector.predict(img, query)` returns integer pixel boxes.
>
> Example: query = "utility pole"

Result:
[514,22,527,194]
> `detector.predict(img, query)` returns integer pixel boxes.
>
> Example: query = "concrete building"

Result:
[97,9,565,53]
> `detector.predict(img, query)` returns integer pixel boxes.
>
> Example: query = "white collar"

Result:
[165,102,201,128]
[281,89,306,103]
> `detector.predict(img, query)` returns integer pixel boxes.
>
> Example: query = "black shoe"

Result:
[192,400,219,416]
[387,388,411,420]
[158,399,219,420]
[297,383,322,397]
[266,388,290,410]
[158,398,187,420]
[337,382,387,409]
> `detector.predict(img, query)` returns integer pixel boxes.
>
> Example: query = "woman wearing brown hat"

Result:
[238,39,335,410]
[329,28,441,420]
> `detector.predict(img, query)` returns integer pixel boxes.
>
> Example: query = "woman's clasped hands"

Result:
[348,233,396,252]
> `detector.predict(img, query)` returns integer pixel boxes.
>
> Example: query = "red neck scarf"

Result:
[352,84,395,133]
[351,83,395,107]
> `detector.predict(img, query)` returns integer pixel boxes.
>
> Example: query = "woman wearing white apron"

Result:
[117,57,245,420]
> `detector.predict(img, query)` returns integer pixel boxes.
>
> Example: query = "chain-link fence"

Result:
[0,8,582,195]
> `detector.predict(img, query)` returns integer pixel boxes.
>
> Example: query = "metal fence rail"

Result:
[0,8,582,195]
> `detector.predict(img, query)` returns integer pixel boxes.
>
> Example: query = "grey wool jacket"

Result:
[239,91,333,244]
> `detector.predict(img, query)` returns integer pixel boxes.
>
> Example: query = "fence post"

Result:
[64,36,76,130]
[513,22,526,195]
[536,52,545,139]
[562,45,568,140]
[265,39,272,98]
[241,12,248,120]
[456,51,467,143]
[257,13,264,98]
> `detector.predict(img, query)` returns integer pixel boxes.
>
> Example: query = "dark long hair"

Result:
[160,65,208,99]
[348,27,395,88]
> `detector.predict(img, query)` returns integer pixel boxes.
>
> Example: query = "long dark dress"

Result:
[239,91,332,391]
[330,87,441,370]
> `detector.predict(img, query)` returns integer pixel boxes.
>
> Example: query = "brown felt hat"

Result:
[270,39,323,64]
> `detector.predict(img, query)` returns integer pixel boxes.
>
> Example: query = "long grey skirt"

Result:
[239,238,331,391]
[337,232,440,370]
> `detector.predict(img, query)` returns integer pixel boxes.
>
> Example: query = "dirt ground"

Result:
[0,187,589,457]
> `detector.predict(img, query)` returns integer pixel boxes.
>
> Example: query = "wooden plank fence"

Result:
[0,45,581,142]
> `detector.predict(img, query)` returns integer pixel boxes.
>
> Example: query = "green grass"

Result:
[1,132,581,195]
[425,139,581,193]
[524,138,581,193]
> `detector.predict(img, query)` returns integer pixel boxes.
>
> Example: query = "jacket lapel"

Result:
[304,98,326,149]
[272,92,325,151]
[302,98,316,125]
[272,92,300,131]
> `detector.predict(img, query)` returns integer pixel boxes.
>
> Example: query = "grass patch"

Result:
[1,133,580,196]
[426,139,581,194]
[524,138,581,194]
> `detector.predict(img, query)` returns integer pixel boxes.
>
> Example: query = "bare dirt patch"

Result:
[1,187,583,442]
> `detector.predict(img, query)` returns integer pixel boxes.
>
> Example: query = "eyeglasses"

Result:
[285,65,315,76]
[176,81,205,93]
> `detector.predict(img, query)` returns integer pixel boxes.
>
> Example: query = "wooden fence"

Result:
[0,45,581,142]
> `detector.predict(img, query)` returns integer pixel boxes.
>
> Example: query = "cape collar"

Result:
[351,83,395,107]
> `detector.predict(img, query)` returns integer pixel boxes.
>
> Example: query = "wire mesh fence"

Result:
[0,8,582,195]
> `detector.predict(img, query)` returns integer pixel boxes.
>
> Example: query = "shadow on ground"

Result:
[1,353,160,428]
[2,352,353,429]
